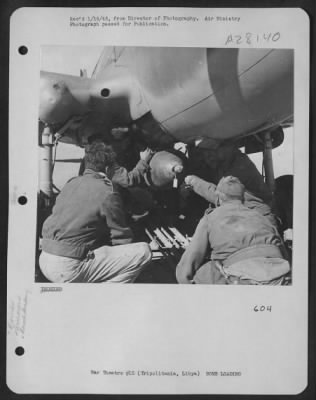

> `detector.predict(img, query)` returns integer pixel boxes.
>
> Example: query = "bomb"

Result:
[145,150,185,188]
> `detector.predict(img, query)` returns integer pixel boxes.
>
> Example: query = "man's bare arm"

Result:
[185,175,217,204]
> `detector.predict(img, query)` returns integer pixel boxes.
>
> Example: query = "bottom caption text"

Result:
[90,369,242,377]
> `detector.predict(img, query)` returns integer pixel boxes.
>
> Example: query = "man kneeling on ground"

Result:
[176,176,289,285]
[39,142,152,283]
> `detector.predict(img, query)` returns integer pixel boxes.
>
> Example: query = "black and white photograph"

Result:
[6,7,310,395]
[37,46,294,285]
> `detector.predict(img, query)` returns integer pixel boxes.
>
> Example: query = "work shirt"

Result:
[177,200,283,282]
[107,160,150,188]
[187,175,274,222]
[41,169,133,260]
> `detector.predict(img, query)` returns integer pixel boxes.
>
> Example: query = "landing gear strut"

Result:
[263,131,275,193]
[39,125,54,207]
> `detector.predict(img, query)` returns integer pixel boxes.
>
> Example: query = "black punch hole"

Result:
[15,346,25,356]
[18,46,28,55]
[100,88,110,97]
[18,196,27,205]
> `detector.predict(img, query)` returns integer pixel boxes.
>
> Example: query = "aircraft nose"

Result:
[39,72,90,125]
[39,74,72,124]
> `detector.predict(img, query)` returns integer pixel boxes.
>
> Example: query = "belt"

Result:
[223,244,283,268]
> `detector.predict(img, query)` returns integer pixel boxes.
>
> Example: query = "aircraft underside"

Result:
[37,46,294,284]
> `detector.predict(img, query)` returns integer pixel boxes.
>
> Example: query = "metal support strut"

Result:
[263,131,275,193]
[40,125,54,204]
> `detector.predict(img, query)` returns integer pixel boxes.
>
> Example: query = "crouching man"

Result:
[176,176,289,285]
[39,142,152,283]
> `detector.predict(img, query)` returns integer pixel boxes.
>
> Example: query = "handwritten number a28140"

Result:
[225,32,280,46]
